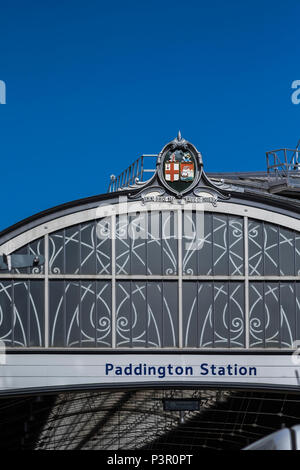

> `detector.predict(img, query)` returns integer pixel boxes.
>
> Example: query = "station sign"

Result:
[0,354,299,394]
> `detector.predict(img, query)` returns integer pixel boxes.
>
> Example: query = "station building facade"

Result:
[1,134,300,449]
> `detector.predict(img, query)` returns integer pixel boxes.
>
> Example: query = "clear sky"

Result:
[0,0,299,230]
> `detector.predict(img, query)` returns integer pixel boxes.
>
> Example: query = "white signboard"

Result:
[0,354,299,394]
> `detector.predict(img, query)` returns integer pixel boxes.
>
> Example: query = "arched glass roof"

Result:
[0,199,300,350]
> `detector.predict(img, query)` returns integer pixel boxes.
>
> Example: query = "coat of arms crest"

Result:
[159,132,202,196]
[164,152,195,183]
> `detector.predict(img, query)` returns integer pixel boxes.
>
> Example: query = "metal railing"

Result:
[108,155,157,192]
[108,141,300,192]
[266,140,300,177]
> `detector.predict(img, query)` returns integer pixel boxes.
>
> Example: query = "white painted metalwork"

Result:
[1,199,300,350]
[1,201,300,255]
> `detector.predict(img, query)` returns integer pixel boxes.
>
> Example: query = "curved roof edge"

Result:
[0,189,131,244]
[1,185,300,246]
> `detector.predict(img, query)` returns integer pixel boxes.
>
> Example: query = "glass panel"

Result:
[129,213,147,275]
[249,282,300,348]
[249,282,264,347]
[183,213,244,276]
[183,282,213,347]
[280,283,296,347]
[296,234,300,275]
[0,280,44,347]
[0,281,12,346]
[279,228,295,275]
[213,215,229,275]
[182,211,206,275]
[116,281,178,347]
[49,220,111,274]
[65,227,80,274]
[49,229,64,274]
[116,211,178,275]
[183,282,245,348]
[95,219,112,274]
[162,211,178,275]
[28,281,44,346]
[248,220,264,275]
[146,212,163,275]
[49,280,65,347]
[228,217,244,275]
[49,281,111,347]
[249,220,296,276]
[29,238,45,274]
[96,281,112,346]
[81,223,96,275]
[264,225,279,276]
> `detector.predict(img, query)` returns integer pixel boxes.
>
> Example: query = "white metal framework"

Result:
[0,201,300,350]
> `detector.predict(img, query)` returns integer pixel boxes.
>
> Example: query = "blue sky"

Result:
[0,0,299,230]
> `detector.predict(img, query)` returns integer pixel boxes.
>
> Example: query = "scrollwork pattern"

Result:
[248,220,300,275]
[49,281,111,347]
[182,213,244,275]
[183,282,245,348]
[49,220,111,274]
[249,282,299,348]
[116,281,178,347]
[116,212,178,275]
[0,281,43,346]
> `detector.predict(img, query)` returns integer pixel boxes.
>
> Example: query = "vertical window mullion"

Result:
[295,280,297,347]
[244,216,249,349]
[63,230,66,273]
[262,221,265,275]
[79,280,81,348]
[294,231,296,276]
[227,216,230,276]
[278,281,281,348]
[212,214,214,276]
[12,280,14,347]
[130,280,133,347]
[228,282,231,348]
[146,213,148,276]
[146,280,148,348]
[197,281,199,349]
[94,221,97,275]
[27,280,30,347]
[79,224,82,275]
[212,280,215,348]
[161,281,164,348]
[178,208,183,348]
[161,212,163,275]
[44,234,49,348]
[95,280,98,347]
[111,214,116,348]
[277,226,280,276]
[263,281,266,348]
[63,280,66,347]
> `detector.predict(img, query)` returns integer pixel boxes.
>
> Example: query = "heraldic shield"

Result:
[158,132,202,195]
[164,153,180,182]
[164,152,195,183]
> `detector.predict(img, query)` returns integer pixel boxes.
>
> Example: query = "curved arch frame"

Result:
[1,201,300,254]
[0,199,300,351]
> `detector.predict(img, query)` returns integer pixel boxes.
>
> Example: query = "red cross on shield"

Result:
[164,154,180,182]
